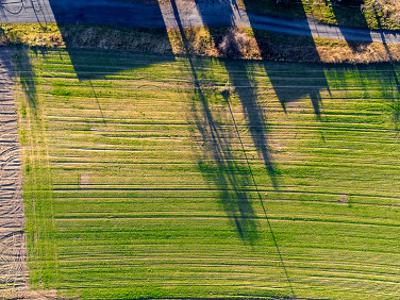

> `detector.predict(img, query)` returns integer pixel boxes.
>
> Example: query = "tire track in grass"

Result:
[0,48,61,299]
[0,49,28,297]
[19,48,400,299]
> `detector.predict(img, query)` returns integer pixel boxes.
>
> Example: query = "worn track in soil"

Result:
[0,50,28,297]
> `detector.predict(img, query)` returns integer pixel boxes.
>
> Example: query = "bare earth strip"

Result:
[0,49,28,298]
[0,50,57,300]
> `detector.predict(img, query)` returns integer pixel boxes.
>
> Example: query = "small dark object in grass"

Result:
[338,194,349,204]
[219,85,235,100]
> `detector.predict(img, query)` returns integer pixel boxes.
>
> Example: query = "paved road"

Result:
[1,0,399,44]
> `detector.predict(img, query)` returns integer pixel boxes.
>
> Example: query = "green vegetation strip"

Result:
[15,48,400,299]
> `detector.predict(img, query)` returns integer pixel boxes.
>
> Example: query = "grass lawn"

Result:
[14,48,400,299]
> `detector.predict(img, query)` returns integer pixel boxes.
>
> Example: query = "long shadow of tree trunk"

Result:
[223,59,278,188]
[47,0,173,80]
[170,0,259,244]
[243,0,328,120]
[192,1,295,296]
[371,2,400,134]
[195,0,279,188]
[12,46,38,115]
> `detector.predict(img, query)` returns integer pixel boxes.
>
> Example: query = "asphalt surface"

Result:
[0,0,399,44]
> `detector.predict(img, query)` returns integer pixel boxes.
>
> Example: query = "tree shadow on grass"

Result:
[370,4,400,133]
[169,0,259,244]
[241,0,330,120]
[223,59,278,188]
[47,0,174,80]
[261,60,328,120]
[11,46,38,114]
[191,1,295,296]
[195,0,279,188]
[56,47,174,81]
[194,77,259,244]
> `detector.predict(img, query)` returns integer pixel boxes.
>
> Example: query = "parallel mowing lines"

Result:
[20,50,400,299]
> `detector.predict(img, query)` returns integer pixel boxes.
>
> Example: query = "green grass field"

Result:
[15,48,400,299]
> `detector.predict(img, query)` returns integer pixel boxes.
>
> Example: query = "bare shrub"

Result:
[373,0,400,25]
[218,29,261,59]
